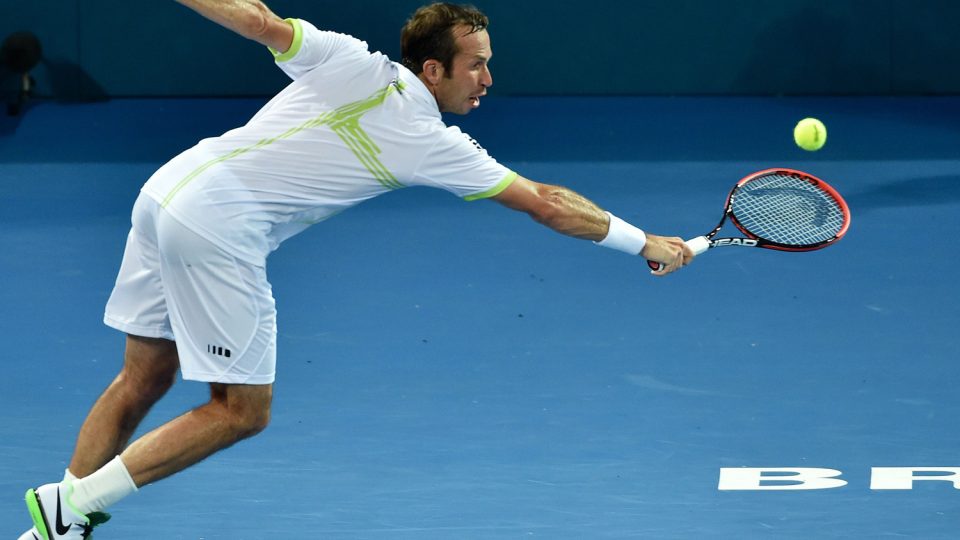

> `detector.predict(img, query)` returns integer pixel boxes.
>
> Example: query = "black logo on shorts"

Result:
[208,344,232,358]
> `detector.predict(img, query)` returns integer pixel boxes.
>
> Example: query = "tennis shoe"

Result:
[20,512,111,540]
[25,482,94,539]
[18,511,111,540]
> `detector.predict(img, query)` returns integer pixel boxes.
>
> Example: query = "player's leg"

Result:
[114,203,279,485]
[68,334,179,478]
[121,381,272,486]
[67,192,183,479]
[112,201,278,486]
[73,191,182,478]
[27,381,271,539]
[26,196,279,537]
[24,195,179,539]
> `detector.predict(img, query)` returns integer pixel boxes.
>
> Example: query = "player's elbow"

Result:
[494,178,575,232]
[237,1,275,41]
[527,188,568,230]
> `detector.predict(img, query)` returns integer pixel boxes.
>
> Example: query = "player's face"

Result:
[435,26,493,115]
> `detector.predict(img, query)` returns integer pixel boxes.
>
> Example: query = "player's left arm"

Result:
[492,175,693,274]
[493,175,608,240]
[175,0,294,52]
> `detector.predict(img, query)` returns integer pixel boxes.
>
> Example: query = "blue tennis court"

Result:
[2,95,959,538]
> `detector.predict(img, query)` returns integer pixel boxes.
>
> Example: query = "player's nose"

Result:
[481,65,493,88]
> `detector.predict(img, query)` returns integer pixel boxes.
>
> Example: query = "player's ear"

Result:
[422,59,444,84]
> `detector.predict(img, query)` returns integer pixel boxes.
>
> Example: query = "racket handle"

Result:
[686,236,711,255]
[646,236,710,271]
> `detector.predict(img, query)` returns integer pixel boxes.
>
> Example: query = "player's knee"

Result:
[233,396,270,436]
[246,408,271,437]
[229,405,270,439]
[212,384,272,439]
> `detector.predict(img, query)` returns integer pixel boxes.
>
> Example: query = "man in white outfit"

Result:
[22,2,693,538]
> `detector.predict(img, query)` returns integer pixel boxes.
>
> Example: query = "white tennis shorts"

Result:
[104,194,277,384]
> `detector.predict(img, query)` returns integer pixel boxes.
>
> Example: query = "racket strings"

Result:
[731,173,846,246]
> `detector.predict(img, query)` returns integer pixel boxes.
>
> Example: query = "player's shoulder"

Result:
[439,125,491,155]
[298,19,369,53]
[274,19,376,79]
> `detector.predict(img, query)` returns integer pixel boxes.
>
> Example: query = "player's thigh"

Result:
[104,195,175,341]
[156,213,277,385]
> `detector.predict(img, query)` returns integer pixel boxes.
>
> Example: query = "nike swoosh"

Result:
[55,488,72,535]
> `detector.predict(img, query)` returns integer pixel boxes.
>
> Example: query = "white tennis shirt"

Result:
[142,19,517,266]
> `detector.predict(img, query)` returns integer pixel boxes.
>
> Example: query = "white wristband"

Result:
[595,212,646,255]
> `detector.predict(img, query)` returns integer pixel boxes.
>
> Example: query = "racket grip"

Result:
[686,236,711,255]
[646,236,710,271]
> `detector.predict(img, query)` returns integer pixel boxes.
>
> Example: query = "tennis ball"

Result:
[794,118,827,151]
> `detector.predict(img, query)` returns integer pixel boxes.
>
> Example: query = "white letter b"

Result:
[718,468,847,491]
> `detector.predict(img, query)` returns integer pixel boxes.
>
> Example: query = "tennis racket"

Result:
[649,168,851,271]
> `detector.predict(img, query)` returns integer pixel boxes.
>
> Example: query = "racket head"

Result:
[725,168,851,251]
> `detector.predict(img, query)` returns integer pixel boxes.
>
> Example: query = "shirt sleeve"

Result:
[412,127,518,201]
[270,19,371,80]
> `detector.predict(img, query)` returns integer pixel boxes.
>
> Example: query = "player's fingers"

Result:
[646,236,688,276]
[649,258,671,277]
[670,253,684,272]
[670,246,687,271]
[663,237,689,268]
[651,249,683,277]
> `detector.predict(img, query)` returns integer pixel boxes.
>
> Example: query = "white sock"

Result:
[63,468,77,483]
[69,456,138,514]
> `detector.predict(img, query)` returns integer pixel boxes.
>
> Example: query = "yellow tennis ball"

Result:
[794,118,827,151]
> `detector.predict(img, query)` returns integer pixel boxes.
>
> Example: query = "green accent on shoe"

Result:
[61,481,90,527]
[82,511,111,539]
[24,489,51,540]
[87,511,111,527]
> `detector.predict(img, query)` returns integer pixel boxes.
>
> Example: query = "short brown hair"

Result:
[400,3,489,75]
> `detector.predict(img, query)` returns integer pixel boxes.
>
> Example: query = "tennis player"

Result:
[22,1,693,537]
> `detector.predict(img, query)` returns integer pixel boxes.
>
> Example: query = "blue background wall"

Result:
[1,0,959,98]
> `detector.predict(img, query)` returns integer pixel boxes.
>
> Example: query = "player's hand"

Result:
[642,234,694,276]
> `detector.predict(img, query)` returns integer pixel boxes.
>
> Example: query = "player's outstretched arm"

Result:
[492,175,693,275]
[175,0,294,52]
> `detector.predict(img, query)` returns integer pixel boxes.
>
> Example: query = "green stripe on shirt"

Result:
[161,81,407,207]
[270,18,304,62]
[464,171,519,201]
